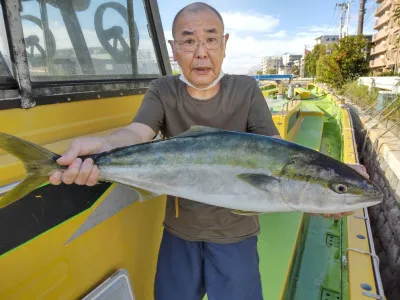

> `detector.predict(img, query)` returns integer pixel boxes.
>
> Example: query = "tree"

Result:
[266,68,277,74]
[256,70,263,75]
[317,51,342,87]
[304,44,326,78]
[334,35,369,83]
[292,65,300,76]
[315,36,369,87]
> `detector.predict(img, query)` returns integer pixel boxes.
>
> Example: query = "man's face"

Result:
[170,10,229,88]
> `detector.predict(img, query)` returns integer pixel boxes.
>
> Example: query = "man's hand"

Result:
[49,122,155,187]
[313,163,370,220]
[49,137,110,186]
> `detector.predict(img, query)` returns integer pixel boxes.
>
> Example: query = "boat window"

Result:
[19,0,162,82]
[0,2,14,85]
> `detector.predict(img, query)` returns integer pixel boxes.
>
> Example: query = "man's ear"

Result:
[223,33,229,58]
[168,40,178,60]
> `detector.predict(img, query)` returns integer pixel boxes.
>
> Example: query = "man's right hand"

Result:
[49,137,110,186]
[49,123,156,187]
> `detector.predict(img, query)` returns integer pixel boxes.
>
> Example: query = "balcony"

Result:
[371,43,388,55]
[373,29,389,42]
[375,0,392,17]
[370,57,386,68]
[374,12,390,30]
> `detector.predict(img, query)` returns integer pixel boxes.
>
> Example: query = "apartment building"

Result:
[315,35,340,45]
[370,0,400,73]
[261,56,283,74]
[282,53,302,67]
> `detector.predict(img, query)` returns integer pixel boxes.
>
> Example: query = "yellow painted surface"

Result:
[0,95,143,186]
[272,115,287,139]
[262,88,278,98]
[0,94,166,299]
[0,184,166,300]
[293,88,311,99]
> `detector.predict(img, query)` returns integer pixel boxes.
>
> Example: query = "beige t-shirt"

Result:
[133,74,279,243]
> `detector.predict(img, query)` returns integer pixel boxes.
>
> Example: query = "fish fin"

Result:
[175,126,223,138]
[131,186,159,201]
[231,209,264,216]
[0,132,60,208]
[236,173,279,191]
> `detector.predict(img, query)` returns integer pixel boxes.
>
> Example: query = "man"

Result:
[49,2,367,299]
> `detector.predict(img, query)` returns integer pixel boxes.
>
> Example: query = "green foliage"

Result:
[316,46,342,87]
[309,36,370,88]
[266,68,277,74]
[339,81,379,106]
[334,36,369,82]
[256,70,263,75]
[377,70,399,76]
[292,65,300,76]
[394,6,400,22]
[304,44,326,77]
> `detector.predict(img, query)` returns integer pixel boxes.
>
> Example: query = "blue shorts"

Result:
[154,229,263,300]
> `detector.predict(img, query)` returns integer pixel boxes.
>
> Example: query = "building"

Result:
[300,49,311,78]
[261,56,282,74]
[282,53,302,67]
[370,0,400,74]
[315,35,340,45]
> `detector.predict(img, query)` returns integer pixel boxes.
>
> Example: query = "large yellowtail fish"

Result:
[0,126,383,213]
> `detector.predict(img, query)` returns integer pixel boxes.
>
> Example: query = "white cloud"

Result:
[264,30,287,38]
[221,12,279,33]
[221,32,311,74]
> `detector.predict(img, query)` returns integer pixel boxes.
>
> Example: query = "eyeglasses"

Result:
[171,35,226,52]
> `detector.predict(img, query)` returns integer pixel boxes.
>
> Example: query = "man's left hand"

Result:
[312,163,370,220]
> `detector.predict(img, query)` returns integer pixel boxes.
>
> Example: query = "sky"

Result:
[157,0,378,74]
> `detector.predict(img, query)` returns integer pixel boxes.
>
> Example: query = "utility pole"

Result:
[346,0,353,36]
[358,0,366,35]
[336,2,348,38]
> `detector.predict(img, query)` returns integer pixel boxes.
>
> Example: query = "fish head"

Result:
[278,153,383,213]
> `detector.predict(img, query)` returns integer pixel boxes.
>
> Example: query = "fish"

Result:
[0,126,383,214]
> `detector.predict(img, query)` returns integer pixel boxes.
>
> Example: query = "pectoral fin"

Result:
[175,126,223,138]
[131,186,159,201]
[236,173,280,191]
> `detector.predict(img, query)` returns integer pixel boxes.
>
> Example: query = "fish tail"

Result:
[0,132,61,208]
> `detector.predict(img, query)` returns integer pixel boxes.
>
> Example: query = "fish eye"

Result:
[332,183,348,194]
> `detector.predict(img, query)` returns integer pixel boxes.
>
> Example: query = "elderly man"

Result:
[50,2,366,299]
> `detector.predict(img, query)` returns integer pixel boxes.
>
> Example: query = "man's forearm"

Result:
[104,123,156,150]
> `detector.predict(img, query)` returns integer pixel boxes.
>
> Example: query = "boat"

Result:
[0,0,383,299]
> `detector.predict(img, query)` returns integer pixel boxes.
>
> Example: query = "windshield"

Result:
[19,0,161,81]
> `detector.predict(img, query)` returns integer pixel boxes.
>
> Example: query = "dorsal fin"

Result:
[175,126,223,138]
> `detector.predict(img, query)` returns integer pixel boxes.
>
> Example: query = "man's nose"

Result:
[195,41,208,59]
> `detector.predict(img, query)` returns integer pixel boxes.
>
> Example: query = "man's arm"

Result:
[50,80,165,186]
[247,81,281,138]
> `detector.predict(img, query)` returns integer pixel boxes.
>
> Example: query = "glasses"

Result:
[171,35,226,52]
